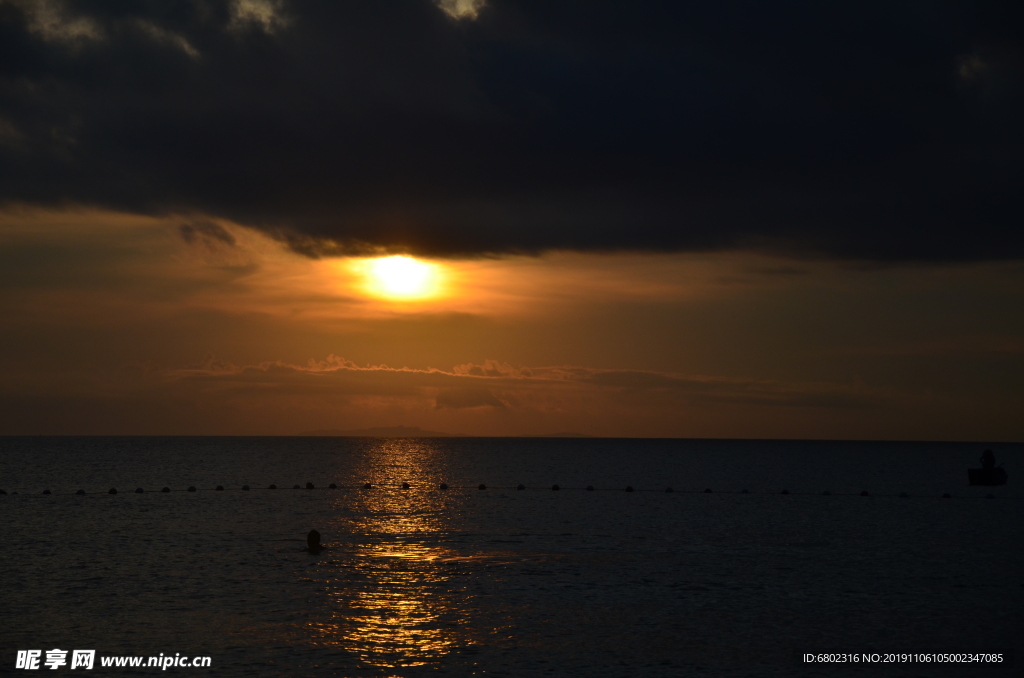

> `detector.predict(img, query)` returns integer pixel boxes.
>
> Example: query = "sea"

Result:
[1,437,1021,677]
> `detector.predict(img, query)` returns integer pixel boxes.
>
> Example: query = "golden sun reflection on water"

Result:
[313,541,462,668]
[307,440,477,669]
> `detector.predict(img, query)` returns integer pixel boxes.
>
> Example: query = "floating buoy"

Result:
[942,493,952,499]
[0,489,6,495]
[16,479,915,501]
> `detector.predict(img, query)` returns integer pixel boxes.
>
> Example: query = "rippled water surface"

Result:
[1,437,1022,676]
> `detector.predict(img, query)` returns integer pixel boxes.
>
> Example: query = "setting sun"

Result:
[357,255,441,300]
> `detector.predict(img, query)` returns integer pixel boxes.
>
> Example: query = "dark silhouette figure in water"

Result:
[307,530,325,554]
[969,449,1007,486]
[980,449,996,470]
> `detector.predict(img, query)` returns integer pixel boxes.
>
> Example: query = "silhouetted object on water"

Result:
[43,489,50,495]
[860,490,869,496]
[822,490,831,495]
[76,489,85,495]
[969,468,1007,485]
[741,489,749,494]
[665,487,673,493]
[329,483,337,489]
[942,493,952,499]
[108,488,117,495]
[135,487,144,494]
[362,483,371,490]
[478,484,487,490]
[625,486,634,492]
[899,492,908,498]
[439,483,448,490]
[161,487,170,493]
[551,484,560,491]
[292,485,300,489]
[306,482,315,489]
[703,488,712,493]
[401,483,410,489]
[517,484,525,491]
[969,450,1007,485]
[268,484,277,489]
[307,529,324,554]
[781,489,789,495]
[586,485,594,491]
[188,486,196,492]
[242,485,250,491]
[215,485,224,491]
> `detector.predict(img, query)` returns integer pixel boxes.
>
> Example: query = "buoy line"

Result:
[0,484,1008,499]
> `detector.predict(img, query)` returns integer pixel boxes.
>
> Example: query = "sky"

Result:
[0,0,1022,438]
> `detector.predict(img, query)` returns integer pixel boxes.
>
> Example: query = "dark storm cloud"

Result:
[1,0,1022,261]
[178,217,236,247]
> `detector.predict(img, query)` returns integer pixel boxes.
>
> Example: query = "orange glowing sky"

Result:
[1,206,1022,439]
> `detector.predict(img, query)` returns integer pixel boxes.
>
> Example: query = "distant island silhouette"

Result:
[298,427,594,438]
[521,432,594,438]
[299,425,464,437]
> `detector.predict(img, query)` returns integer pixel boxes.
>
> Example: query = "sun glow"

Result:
[357,256,441,300]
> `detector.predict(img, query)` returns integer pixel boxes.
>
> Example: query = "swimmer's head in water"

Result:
[307,529,321,551]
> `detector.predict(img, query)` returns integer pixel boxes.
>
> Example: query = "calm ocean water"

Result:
[1,437,1021,677]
